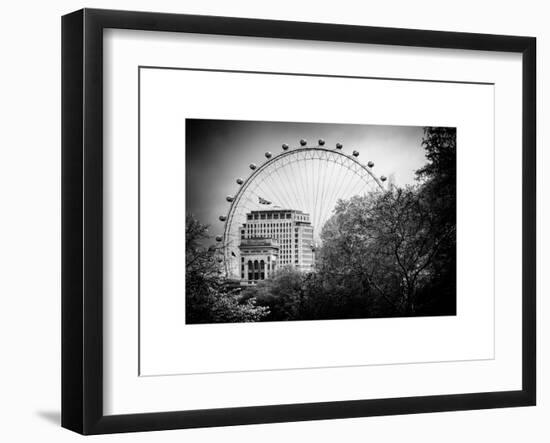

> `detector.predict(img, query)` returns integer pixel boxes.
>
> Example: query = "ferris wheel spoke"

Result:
[249,168,280,207]
[313,158,323,230]
[310,153,316,220]
[244,175,283,210]
[258,173,290,209]
[271,164,295,209]
[316,158,333,234]
[340,168,360,202]
[317,159,331,222]
[334,163,356,206]
[347,173,364,199]
[319,161,336,226]
[281,160,301,212]
[288,155,306,213]
[312,158,322,231]
[311,159,320,228]
[263,164,296,209]
[329,157,347,210]
[293,158,308,213]
[326,158,346,213]
[310,156,317,218]
[319,157,331,230]
[351,172,373,197]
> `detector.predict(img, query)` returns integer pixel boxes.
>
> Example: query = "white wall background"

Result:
[0,0,546,441]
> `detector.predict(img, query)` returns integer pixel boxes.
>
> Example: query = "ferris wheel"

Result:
[215,139,388,279]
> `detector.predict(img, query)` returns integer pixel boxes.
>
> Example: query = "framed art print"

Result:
[61,8,536,434]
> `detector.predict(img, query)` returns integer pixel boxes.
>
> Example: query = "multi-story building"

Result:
[239,209,315,285]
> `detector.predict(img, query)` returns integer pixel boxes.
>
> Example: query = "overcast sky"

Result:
[186,119,428,235]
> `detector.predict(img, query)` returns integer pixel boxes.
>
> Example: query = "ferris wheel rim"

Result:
[220,144,386,276]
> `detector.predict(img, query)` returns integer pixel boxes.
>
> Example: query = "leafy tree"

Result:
[185,214,269,323]
[317,126,457,316]
[417,127,456,186]
[415,127,456,314]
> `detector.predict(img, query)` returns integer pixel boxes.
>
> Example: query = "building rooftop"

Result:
[248,208,307,214]
[239,238,280,246]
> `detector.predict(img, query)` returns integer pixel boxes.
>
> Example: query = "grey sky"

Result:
[186,119,428,234]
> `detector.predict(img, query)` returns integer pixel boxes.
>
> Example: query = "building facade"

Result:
[239,209,315,285]
[238,238,279,283]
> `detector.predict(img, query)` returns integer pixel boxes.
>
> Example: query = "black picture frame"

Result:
[62,8,536,435]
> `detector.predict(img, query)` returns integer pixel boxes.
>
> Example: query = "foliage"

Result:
[319,185,455,315]
[185,214,270,324]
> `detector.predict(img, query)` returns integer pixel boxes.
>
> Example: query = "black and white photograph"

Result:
[186,119,457,324]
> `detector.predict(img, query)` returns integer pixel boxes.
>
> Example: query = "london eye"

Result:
[216,139,388,279]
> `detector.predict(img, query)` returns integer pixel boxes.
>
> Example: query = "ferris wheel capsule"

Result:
[236,178,244,185]
[380,175,387,182]
[352,150,359,157]
[215,235,223,242]
[336,143,343,149]
[265,152,272,159]
[249,163,257,170]
[219,215,227,222]
[299,139,307,146]
[282,143,289,150]
[318,139,325,146]
[367,161,374,168]
[226,195,234,202]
